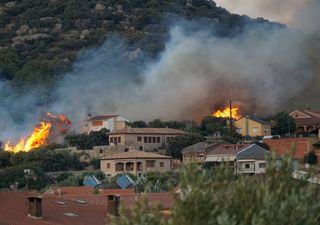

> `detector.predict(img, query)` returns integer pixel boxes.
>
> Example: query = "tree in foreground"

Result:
[111,157,320,225]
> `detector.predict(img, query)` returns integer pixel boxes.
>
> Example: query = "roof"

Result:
[100,150,172,160]
[290,110,320,126]
[0,188,174,225]
[237,115,271,126]
[108,127,188,135]
[181,141,222,153]
[236,144,270,160]
[207,144,247,156]
[88,114,119,121]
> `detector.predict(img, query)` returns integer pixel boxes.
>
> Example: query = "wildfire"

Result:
[4,112,71,153]
[213,107,241,120]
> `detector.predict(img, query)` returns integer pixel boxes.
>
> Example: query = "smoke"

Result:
[0,1,319,142]
[214,0,320,32]
[49,23,314,124]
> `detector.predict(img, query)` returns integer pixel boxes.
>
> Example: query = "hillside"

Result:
[0,0,275,88]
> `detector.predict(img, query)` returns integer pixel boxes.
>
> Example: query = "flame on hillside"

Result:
[4,112,71,153]
[213,107,241,120]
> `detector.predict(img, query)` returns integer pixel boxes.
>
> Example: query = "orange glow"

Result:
[4,122,52,153]
[213,107,241,120]
[4,112,72,153]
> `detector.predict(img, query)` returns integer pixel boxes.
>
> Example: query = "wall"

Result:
[109,133,180,151]
[100,158,171,176]
[235,118,271,137]
[237,160,267,174]
[263,137,318,161]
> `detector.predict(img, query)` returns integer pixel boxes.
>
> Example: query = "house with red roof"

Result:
[80,114,130,133]
[289,110,320,137]
[100,149,172,176]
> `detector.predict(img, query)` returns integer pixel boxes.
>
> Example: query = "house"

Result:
[236,144,270,175]
[108,127,188,151]
[234,115,271,137]
[100,149,172,176]
[80,114,129,133]
[181,141,224,164]
[205,144,247,167]
[289,110,320,137]
[263,137,319,162]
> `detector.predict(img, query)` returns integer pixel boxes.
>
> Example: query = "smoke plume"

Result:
[0,0,319,142]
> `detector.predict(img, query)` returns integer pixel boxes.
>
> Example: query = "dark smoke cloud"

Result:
[0,1,319,141]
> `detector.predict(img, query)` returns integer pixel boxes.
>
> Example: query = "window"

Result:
[92,121,103,126]
[146,160,155,168]
[245,163,250,169]
[137,136,142,142]
[157,137,161,143]
[148,137,152,143]
[253,127,258,133]
[118,137,121,144]
[107,163,110,169]
[160,162,164,167]
[259,163,266,168]
[144,137,148,143]
[139,146,143,150]
[110,137,114,143]
[264,127,269,134]
[153,137,156,143]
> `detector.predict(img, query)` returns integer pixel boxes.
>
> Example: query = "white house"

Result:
[236,144,270,175]
[80,114,129,133]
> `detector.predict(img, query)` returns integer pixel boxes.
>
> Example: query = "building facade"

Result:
[234,115,271,137]
[80,114,129,133]
[289,110,320,137]
[108,127,188,151]
[263,137,319,161]
[236,144,270,175]
[100,150,172,176]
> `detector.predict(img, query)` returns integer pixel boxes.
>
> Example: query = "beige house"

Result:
[81,114,129,133]
[108,127,188,151]
[100,150,172,176]
[234,115,271,137]
[289,110,320,137]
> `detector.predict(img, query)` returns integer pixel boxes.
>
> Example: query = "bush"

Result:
[112,158,320,225]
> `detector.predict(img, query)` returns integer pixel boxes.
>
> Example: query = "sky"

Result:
[214,0,318,32]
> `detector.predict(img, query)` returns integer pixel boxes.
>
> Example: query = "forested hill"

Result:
[0,0,276,88]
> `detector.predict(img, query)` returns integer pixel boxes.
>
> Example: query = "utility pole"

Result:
[229,99,233,132]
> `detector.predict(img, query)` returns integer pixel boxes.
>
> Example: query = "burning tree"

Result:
[4,112,72,153]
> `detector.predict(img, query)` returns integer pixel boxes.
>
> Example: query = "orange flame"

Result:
[4,112,71,153]
[4,122,52,153]
[213,107,241,120]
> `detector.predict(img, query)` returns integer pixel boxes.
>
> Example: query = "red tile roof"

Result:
[0,188,174,225]
[290,110,320,126]
[207,144,248,156]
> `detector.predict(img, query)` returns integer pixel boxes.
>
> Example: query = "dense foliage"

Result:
[167,133,205,159]
[272,111,296,136]
[0,0,272,89]
[0,148,87,189]
[112,159,320,225]
[65,128,109,149]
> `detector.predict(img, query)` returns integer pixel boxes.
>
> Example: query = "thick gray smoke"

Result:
[0,0,319,142]
[49,23,314,126]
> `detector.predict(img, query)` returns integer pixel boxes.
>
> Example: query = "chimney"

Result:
[107,195,120,217]
[26,196,43,219]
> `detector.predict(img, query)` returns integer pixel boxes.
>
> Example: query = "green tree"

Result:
[167,133,205,159]
[112,158,320,225]
[272,111,296,136]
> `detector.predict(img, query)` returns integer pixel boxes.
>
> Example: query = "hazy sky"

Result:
[214,0,314,28]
